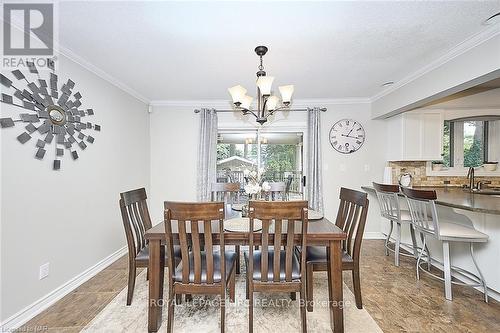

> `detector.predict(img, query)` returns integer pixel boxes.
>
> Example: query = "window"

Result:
[216,130,304,198]
[442,120,489,168]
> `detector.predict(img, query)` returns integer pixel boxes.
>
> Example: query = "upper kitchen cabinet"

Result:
[387,110,444,161]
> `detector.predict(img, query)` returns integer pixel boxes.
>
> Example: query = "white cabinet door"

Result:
[402,113,422,160]
[387,110,443,161]
[421,112,443,160]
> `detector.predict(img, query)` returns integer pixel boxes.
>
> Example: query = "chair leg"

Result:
[220,294,225,333]
[306,263,314,312]
[442,241,452,301]
[167,289,175,333]
[235,245,240,275]
[470,243,488,303]
[126,262,136,306]
[300,285,307,333]
[229,267,236,303]
[385,220,394,256]
[416,234,427,281]
[249,283,253,333]
[146,267,149,281]
[246,266,250,300]
[175,294,182,305]
[395,222,402,266]
[409,224,419,259]
[352,266,362,309]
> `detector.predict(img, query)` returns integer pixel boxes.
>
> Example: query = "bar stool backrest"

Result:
[401,187,440,238]
[372,182,402,221]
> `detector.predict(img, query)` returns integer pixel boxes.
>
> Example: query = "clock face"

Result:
[329,119,365,154]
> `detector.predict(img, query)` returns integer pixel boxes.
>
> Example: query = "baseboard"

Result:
[363,232,385,240]
[0,246,127,331]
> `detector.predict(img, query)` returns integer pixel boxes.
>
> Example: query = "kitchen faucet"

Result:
[467,167,475,190]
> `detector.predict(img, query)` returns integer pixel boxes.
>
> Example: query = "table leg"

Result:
[328,240,344,333]
[148,240,165,332]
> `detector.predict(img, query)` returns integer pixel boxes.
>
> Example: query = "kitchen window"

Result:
[443,120,489,167]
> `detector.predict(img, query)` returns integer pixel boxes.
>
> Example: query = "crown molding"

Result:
[371,24,500,102]
[4,18,150,104]
[149,98,371,110]
[57,44,150,104]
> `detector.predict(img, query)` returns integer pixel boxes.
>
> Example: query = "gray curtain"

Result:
[196,108,218,201]
[307,107,324,213]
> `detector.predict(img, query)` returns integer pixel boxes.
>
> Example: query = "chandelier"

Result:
[228,46,294,125]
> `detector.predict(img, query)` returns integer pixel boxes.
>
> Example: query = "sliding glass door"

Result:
[216,129,304,199]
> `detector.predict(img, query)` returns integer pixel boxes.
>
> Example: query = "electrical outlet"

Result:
[39,263,49,280]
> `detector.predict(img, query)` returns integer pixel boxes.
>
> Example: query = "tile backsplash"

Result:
[388,161,500,187]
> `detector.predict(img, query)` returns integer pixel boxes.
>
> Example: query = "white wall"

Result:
[0,54,149,322]
[149,102,387,237]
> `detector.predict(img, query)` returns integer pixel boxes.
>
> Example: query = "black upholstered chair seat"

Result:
[305,246,353,264]
[136,245,182,262]
[244,249,301,281]
[174,251,237,283]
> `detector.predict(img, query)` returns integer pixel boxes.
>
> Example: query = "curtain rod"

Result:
[194,108,327,113]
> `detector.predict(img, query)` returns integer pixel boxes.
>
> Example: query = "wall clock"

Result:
[0,59,100,170]
[329,119,365,154]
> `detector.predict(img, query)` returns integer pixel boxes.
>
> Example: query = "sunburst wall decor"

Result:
[0,59,100,170]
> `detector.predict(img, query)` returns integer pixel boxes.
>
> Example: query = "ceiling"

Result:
[58,1,500,101]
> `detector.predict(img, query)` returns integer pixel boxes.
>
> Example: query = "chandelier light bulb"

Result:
[240,95,253,110]
[228,85,247,105]
[279,85,294,104]
[266,95,279,111]
[256,76,274,96]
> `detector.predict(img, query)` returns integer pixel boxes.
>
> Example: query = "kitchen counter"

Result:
[361,186,500,215]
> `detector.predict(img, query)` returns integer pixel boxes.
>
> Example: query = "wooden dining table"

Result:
[144,206,347,333]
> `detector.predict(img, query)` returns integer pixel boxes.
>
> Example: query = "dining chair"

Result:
[119,188,180,305]
[401,187,489,302]
[245,200,309,333]
[267,181,286,201]
[163,201,237,333]
[372,182,422,266]
[303,187,369,311]
[211,182,241,204]
[211,182,243,274]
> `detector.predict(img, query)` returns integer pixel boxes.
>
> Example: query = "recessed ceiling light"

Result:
[483,12,500,25]
[381,81,394,88]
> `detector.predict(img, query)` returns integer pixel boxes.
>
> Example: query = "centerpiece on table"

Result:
[241,168,271,216]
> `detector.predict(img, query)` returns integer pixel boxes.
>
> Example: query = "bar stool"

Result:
[373,182,425,266]
[401,187,489,302]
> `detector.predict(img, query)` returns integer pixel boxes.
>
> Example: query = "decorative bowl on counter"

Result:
[483,162,498,172]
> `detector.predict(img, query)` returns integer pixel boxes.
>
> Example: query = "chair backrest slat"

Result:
[178,220,190,283]
[335,188,369,261]
[248,200,308,283]
[164,202,225,286]
[119,188,151,259]
[204,220,214,284]
[273,219,282,282]
[285,220,295,282]
[401,187,440,237]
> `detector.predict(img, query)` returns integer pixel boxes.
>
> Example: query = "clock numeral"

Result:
[332,141,338,146]
[346,120,349,126]
[338,145,342,150]
[338,123,342,128]
[356,140,362,144]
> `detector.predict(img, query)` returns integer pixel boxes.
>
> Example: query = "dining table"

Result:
[144,205,347,333]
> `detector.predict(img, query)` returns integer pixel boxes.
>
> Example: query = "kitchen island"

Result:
[362,185,500,301]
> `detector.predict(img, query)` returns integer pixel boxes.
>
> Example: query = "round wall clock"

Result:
[329,119,365,154]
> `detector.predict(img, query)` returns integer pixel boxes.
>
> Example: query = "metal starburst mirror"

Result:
[0,59,100,170]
